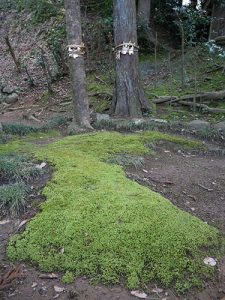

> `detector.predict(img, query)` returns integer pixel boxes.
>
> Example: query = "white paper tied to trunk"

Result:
[67,42,85,59]
[114,42,139,60]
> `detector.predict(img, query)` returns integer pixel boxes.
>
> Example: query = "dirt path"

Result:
[0,140,225,300]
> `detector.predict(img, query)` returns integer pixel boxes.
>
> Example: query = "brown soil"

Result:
[0,140,225,300]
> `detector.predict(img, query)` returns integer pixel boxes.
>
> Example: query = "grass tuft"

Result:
[2,116,69,137]
[0,182,28,216]
[0,154,41,182]
[62,271,75,284]
[107,155,145,169]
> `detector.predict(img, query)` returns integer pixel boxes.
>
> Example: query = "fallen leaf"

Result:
[204,257,217,267]
[54,285,65,293]
[130,290,147,299]
[32,282,38,288]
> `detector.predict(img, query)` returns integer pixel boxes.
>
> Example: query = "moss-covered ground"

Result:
[3,131,224,293]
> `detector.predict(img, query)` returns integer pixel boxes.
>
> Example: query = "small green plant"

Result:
[62,271,75,284]
[107,155,145,169]
[0,182,28,216]
[2,116,69,137]
[2,123,40,136]
[0,134,8,144]
[0,154,40,182]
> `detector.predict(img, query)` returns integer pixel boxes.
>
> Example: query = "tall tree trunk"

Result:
[111,0,151,118]
[65,0,91,128]
[209,1,225,40]
[137,0,151,25]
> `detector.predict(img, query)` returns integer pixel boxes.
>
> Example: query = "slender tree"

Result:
[65,0,91,128]
[111,0,151,117]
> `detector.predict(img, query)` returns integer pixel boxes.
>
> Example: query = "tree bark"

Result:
[137,0,151,25]
[112,0,151,118]
[209,1,225,40]
[65,0,91,128]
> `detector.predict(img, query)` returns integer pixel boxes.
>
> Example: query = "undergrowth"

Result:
[2,116,69,136]
[0,152,44,216]
[0,154,40,182]
[6,131,225,293]
[0,182,28,216]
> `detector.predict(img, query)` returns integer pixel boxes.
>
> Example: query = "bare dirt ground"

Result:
[0,139,225,300]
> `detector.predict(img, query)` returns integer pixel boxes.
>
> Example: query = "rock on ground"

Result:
[4,93,19,104]
[2,85,17,94]
[214,121,225,133]
[187,120,211,131]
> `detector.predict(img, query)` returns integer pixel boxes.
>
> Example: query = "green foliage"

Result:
[7,131,224,292]
[2,123,40,136]
[147,44,225,112]
[0,182,28,216]
[174,7,210,46]
[62,271,75,284]
[16,0,59,23]
[47,22,67,74]
[0,133,8,144]
[107,155,145,169]
[0,154,40,182]
[2,116,69,137]
[81,0,113,16]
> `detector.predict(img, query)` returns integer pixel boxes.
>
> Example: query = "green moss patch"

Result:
[6,131,224,292]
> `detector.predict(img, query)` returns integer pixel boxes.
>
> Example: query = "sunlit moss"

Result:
[6,131,225,293]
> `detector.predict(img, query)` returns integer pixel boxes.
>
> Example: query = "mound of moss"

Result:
[7,131,224,292]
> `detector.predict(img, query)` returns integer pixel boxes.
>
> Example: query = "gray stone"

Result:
[0,122,3,133]
[4,93,19,104]
[0,93,6,103]
[187,120,210,131]
[96,113,110,121]
[214,121,225,132]
[2,85,16,94]
[149,118,168,124]
[133,119,145,125]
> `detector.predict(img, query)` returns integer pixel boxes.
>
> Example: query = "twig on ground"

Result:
[0,266,24,290]
[198,184,214,192]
